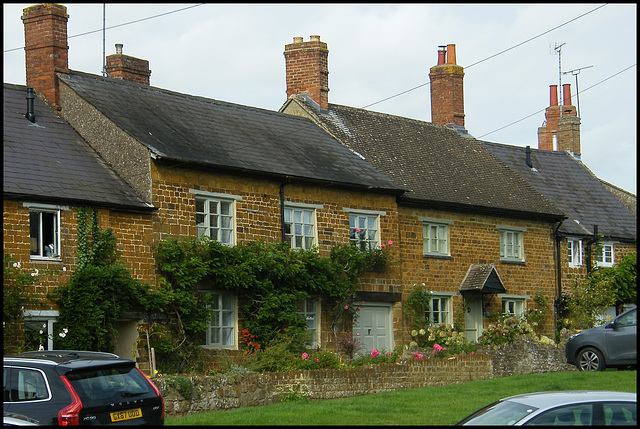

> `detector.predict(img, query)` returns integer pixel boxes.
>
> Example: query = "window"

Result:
[568,239,582,267]
[23,310,60,351]
[284,204,320,250]
[297,297,319,348]
[527,404,592,425]
[26,203,62,260]
[596,242,614,267]
[421,219,451,256]
[498,226,526,262]
[204,292,236,348]
[427,295,451,324]
[195,197,235,245]
[349,212,379,251]
[14,368,49,402]
[501,296,525,319]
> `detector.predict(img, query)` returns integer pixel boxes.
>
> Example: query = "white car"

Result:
[456,391,636,426]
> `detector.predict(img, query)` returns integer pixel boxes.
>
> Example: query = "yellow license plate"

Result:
[110,408,142,422]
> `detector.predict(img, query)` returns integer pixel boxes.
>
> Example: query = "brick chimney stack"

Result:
[538,84,580,155]
[284,35,329,111]
[22,3,69,110]
[429,44,465,127]
[105,43,152,85]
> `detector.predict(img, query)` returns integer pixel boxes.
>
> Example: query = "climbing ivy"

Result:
[51,207,156,352]
[150,237,388,373]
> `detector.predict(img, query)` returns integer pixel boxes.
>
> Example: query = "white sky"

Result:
[3,3,637,194]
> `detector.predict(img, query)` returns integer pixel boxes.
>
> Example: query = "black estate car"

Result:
[3,350,164,425]
[565,307,637,371]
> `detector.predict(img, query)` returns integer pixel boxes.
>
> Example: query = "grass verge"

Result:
[165,369,636,425]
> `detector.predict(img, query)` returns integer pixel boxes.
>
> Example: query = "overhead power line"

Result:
[477,63,637,139]
[3,3,205,53]
[360,3,607,110]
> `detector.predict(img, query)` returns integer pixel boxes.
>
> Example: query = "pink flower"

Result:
[357,307,361,311]
[471,351,475,355]
[386,352,392,356]
[315,358,319,362]
[388,240,393,245]
[371,349,380,359]
[381,244,386,248]
[344,305,349,310]
[412,352,423,360]
[301,352,309,360]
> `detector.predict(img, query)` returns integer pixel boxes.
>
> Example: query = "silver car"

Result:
[565,307,637,371]
[456,391,636,425]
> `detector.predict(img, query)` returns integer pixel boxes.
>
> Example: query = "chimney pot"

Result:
[446,44,457,64]
[293,36,303,44]
[115,43,123,54]
[437,46,446,65]
[310,35,321,41]
[562,83,572,106]
[549,85,558,106]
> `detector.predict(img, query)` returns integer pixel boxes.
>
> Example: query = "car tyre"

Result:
[577,347,606,371]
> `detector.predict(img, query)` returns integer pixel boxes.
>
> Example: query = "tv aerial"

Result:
[563,66,593,118]
[550,42,566,115]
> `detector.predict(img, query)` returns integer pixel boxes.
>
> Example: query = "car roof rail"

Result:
[14,350,121,360]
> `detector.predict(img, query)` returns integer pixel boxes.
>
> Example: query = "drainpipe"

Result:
[585,225,599,276]
[553,221,563,339]
[279,178,290,242]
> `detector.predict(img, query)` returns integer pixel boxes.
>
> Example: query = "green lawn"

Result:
[166,369,636,425]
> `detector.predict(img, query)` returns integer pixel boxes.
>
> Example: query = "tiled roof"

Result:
[459,264,507,294]
[285,97,564,219]
[3,83,154,211]
[480,141,636,241]
[58,71,403,194]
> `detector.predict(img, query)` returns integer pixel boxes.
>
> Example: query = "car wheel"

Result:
[577,347,606,371]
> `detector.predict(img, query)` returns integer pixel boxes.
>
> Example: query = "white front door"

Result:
[353,303,392,354]
[465,296,483,342]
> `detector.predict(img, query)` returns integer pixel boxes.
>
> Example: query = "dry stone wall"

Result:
[155,336,575,418]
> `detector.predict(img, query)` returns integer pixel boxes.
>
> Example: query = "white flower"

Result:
[59,332,66,338]
[62,328,68,334]
[13,262,20,268]
[38,344,44,351]
[39,330,44,335]
[62,266,67,272]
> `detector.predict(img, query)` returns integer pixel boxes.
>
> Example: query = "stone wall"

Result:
[155,336,576,418]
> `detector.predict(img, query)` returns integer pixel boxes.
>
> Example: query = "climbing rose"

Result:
[371,349,380,358]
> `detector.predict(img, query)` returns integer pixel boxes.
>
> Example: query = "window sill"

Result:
[423,254,452,260]
[199,345,237,350]
[30,256,62,263]
[500,259,526,266]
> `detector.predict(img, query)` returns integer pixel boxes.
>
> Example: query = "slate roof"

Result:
[57,71,403,194]
[282,97,564,219]
[3,83,154,212]
[479,141,636,241]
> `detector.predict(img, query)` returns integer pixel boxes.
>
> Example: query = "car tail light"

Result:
[136,367,164,419]
[59,375,83,425]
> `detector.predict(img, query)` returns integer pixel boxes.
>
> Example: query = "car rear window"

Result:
[65,365,153,405]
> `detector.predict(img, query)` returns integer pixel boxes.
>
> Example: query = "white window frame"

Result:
[297,297,320,348]
[426,292,455,325]
[345,208,384,252]
[190,189,240,246]
[596,242,615,267]
[568,238,583,268]
[203,291,237,349]
[420,217,453,256]
[22,310,59,351]
[497,225,526,262]
[498,294,528,319]
[284,203,322,250]
[24,203,63,261]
